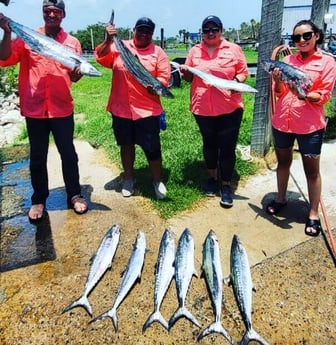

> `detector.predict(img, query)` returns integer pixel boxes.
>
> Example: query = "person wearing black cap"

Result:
[95,17,171,200]
[180,15,249,208]
[0,1,88,220]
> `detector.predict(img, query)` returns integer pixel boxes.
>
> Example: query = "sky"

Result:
[0,0,263,38]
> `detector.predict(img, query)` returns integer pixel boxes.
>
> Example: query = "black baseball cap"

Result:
[202,15,223,29]
[134,17,155,32]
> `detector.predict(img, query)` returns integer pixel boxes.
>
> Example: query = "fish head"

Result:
[260,59,274,73]
[79,61,102,77]
[153,85,175,99]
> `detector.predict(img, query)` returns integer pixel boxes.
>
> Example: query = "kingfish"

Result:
[197,230,235,344]
[260,58,312,97]
[170,61,258,93]
[62,224,121,317]
[143,229,175,332]
[230,235,269,345]
[90,231,146,331]
[8,19,102,77]
[113,37,174,98]
[168,228,201,329]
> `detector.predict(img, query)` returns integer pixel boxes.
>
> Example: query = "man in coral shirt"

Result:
[0,0,88,220]
[95,17,170,199]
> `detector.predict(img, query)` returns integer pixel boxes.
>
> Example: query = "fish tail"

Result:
[240,328,269,345]
[168,306,201,330]
[89,308,118,332]
[197,321,236,344]
[61,295,92,317]
[142,310,169,332]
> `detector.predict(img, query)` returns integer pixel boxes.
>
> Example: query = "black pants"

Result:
[194,108,243,182]
[25,116,81,205]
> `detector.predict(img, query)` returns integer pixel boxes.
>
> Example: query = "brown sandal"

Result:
[69,195,88,215]
[28,204,45,221]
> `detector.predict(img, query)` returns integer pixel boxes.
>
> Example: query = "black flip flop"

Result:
[266,200,287,215]
[305,218,322,237]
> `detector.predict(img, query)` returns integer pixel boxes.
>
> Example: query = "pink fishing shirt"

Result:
[95,40,171,120]
[185,39,249,116]
[0,28,82,118]
[273,49,336,134]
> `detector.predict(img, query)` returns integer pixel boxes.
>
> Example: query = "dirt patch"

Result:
[1,141,336,345]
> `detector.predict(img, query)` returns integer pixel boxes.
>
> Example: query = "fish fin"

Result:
[168,306,201,330]
[223,275,231,286]
[69,56,82,67]
[89,308,118,332]
[240,328,270,345]
[197,321,236,344]
[142,310,169,333]
[62,295,92,317]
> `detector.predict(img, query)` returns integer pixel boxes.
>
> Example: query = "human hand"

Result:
[0,13,11,33]
[105,23,117,40]
[69,66,83,82]
[146,85,156,95]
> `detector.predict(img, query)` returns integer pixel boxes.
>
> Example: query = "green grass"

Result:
[70,61,257,219]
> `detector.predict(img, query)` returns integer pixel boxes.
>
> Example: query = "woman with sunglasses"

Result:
[0,0,89,220]
[180,15,249,208]
[266,20,336,237]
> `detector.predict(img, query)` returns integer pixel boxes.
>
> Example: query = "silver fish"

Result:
[113,37,174,98]
[197,230,235,344]
[143,228,175,332]
[260,58,312,97]
[62,224,121,317]
[90,231,146,331]
[230,235,269,345]
[168,228,201,329]
[170,61,257,93]
[8,19,102,77]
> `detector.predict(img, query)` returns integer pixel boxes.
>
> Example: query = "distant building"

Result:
[283,0,336,39]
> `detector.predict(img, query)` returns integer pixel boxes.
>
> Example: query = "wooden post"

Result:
[251,0,284,156]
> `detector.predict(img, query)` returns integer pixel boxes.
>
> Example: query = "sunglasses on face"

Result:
[43,8,63,16]
[202,27,220,34]
[291,31,314,43]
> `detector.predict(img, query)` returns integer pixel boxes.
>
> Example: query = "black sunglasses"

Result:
[291,31,314,43]
[202,27,220,34]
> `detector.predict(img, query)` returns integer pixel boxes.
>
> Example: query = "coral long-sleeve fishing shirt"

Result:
[95,39,170,120]
[273,49,336,134]
[0,27,82,118]
[185,39,249,116]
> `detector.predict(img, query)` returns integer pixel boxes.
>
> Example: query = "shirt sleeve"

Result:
[155,47,171,87]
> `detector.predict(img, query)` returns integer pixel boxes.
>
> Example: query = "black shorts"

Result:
[112,115,161,153]
[272,127,325,155]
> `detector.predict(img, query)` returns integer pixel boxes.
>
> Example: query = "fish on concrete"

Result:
[62,224,121,317]
[8,19,102,77]
[230,234,269,345]
[197,230,235,344]
[143,228,175,332]
[90,231,146,332]
[260,58,312,98]
[168,228,201,329]
[170,61,258,93]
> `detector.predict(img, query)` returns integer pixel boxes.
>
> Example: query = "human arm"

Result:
[0,13,12,60]
[95,24,116,58]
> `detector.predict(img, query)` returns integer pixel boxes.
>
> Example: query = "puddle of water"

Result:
[0,213,56,272]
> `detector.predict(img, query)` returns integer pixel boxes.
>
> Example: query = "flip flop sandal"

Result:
[266,200,287,215]
[305,218,322,237]
[28,204,45,222]
[69,195,88,215]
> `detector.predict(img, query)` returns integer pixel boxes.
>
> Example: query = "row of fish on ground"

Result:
[4,11,315,101]
[62,225,269,345]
